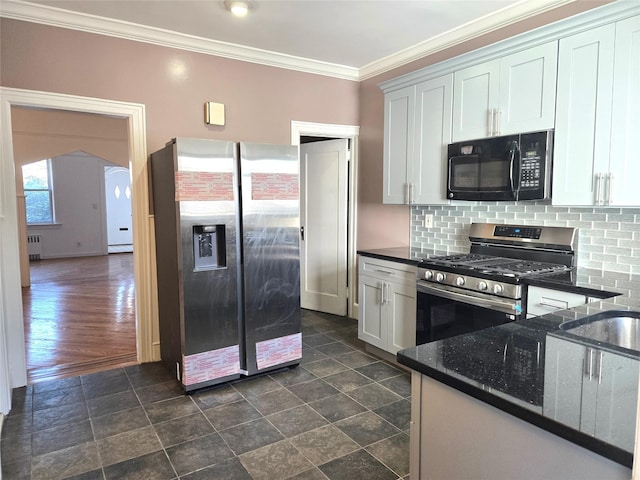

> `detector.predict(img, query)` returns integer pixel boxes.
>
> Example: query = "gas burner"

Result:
[423,255,572,279]
[424,253,493,267]
[418,223,577,300]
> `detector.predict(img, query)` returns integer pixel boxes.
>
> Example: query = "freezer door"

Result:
[239,142,301,375]
[175,138,242,389]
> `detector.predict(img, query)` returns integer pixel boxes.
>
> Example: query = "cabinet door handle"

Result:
[494,109,501,136]
[539,297,569,310]
[408,183,414,205]
[487,109,494,136]
[595,173,603,205]
[374,269,393,275]
[598,351,603,385]
[585,348,594,380]
[606,173,614,206]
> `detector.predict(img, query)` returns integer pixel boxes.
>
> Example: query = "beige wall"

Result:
[0,18,359,153]
[0,1,611,269]
[0,18,360,360]
[11,107,129,168]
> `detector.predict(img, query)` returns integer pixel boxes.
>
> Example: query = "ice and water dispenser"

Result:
[192,225,226,271]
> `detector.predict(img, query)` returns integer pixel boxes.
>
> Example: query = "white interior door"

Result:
[300,139,348,316]
[104,166,133,248]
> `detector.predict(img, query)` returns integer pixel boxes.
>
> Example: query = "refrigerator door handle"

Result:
[300,226,305,241]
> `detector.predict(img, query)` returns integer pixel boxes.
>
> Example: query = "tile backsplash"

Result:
[411,203,640,275]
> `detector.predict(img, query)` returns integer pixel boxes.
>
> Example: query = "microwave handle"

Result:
[509,142,520,200]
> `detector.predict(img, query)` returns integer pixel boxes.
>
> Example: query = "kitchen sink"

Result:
[560,310,640,352]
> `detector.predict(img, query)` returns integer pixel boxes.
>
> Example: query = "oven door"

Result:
[416,282,520,345]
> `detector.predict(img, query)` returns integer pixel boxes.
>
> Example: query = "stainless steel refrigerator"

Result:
[151,138,301,392]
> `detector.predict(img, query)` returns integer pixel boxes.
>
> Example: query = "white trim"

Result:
[291,121,360,319]
[0,0,589,82]
[291,122,359,144]
[0,87,154,414]
[0,0,359,81]
[380,0,640,92]
[360,0,576,80]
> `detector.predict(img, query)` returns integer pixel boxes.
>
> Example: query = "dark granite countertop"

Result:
[398,289,640,468]
[359,247,640,467]
[357,247,416,265]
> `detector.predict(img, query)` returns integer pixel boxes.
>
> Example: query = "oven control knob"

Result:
[424,270,433,280]
[456,277,465,287]
[478,281,488,291]
[436,272,446,282]
[493,284,504,295]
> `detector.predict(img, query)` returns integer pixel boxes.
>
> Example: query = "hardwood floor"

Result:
[22,253,138,383]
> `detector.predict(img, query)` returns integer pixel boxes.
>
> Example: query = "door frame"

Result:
[0,87,154,414]
[291,121,359,319]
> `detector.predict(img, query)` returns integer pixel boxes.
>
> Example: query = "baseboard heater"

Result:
[27,234,42,261]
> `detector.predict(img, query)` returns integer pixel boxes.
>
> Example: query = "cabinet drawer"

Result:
[527,286,587,317]
[359,256,417,287]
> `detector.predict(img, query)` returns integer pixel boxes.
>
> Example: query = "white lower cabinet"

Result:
[526,286,587,318]
[543,335,639,451]
[358,257,416,354]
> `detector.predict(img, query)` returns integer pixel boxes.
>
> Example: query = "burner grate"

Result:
[422,255,571,279]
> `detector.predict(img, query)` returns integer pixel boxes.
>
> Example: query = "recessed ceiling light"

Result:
[226,1,249,17]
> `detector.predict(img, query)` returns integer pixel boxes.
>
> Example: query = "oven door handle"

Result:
[417,282,518,315]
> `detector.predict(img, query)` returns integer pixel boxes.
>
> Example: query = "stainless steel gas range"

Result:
[416,223,577,345]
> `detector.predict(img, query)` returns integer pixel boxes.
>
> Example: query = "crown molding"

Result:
[0,0,360,81]
[359,0,577,80]
[1,0,582,82]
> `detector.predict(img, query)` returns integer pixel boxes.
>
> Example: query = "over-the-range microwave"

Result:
[447,130,553,201]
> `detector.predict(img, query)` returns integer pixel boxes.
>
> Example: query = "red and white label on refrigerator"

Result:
[251,173,299,200]
[175,171,234,202]
[255,332,302,370]
[182,344,240,386]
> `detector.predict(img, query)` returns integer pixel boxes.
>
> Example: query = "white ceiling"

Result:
[2,0,576,80]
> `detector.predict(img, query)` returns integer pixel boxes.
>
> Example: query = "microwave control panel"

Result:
[520,148,542,190]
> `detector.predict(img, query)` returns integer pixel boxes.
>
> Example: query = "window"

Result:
[22,159,54,224]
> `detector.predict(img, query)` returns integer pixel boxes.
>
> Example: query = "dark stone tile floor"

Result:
[1,310,411,479]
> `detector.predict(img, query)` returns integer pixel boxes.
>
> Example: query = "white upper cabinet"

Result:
[380,3,639,208]
[382,74,452,205]
[452,60,500,141]
[609,15,640,206]
[452,42,558,142]
[382,86,414,204]
[553,15,640,206]
[412,75,453,205]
